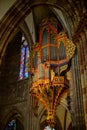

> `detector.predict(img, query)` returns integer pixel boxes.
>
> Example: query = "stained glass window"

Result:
[19,37,29,80]
[5,119,16,130]
[44,126,55,130]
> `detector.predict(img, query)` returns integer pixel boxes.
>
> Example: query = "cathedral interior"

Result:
[0,0,87,130]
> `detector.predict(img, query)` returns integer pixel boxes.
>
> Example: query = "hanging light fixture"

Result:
[29,17,75,127]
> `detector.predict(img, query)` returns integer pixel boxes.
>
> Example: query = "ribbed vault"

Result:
[0,0,86,64]
[0,0,87,130]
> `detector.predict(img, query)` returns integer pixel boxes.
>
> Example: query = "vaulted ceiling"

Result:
[0,1,87,129]
[0,0,86,63]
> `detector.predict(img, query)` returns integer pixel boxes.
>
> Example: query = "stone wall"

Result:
[0,31,33,130]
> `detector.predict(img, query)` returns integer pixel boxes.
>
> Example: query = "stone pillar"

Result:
[67,69,76,128]
[28,78,34,130]
[80,28,87,129]
[28,91,39,130]
[71,51,86,130]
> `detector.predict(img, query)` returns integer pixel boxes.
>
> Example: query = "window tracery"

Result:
[19,36,29,80]
[44,126,55,130]
[5,119,16,130]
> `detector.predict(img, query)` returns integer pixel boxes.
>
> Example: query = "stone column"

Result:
[71,49,86,130]
[80,28,87,129]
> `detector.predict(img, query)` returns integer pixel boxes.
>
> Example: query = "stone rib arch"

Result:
[0,1,78,65]
[56,103,72,130]
[1,108,24,130]
[37,105,62,130]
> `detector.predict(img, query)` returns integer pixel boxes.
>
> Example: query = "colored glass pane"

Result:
[5,119,16,130]
[19,41,29,80]
[44,126,55,130]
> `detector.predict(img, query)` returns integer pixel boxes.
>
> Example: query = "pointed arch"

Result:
[1,109,24,130]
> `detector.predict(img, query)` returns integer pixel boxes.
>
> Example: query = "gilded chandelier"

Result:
[29,17,75,127]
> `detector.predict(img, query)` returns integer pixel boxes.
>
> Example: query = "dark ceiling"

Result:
[32,5,55,27]
[32,5,63,37]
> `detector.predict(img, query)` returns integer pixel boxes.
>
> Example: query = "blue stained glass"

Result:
[25,72,29,78]
[19,42,29,80]
[5,119,16,130]
[44,126,55,130]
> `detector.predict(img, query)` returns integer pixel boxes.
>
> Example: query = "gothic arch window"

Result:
[5,119,16,130]
[5,118,24,130]
[44,126,55,130]
[40,119,61,130]
[19,36,29,80]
